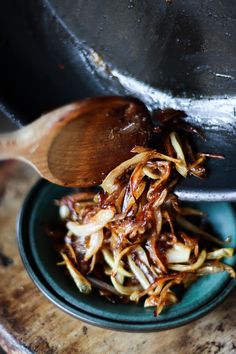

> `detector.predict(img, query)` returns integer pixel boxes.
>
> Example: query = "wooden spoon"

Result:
[0,96,152,187]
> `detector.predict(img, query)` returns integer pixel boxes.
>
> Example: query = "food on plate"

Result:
[52,109,235,316]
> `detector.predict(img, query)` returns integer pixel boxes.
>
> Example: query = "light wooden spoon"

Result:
[0,96,152,187]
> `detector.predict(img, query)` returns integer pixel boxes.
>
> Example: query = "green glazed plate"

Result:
[17,180,236,331]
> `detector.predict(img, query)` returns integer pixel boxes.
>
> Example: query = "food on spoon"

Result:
[52,109,234,316]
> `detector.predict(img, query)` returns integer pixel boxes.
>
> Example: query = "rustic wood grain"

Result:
[0,161,236,354]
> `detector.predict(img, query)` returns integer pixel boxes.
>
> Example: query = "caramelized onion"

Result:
[52,109,234,316]
[128,255,150,289]
[207,248,234,260]
[101,151,154,193]
[170,131,188,177]
[66,208,115,237]
[102,249,132,277]
[168,249,206,271]
[61,252,91,294]
[84,230,104,261]
[110,276,142,295]
[166,242,191,264]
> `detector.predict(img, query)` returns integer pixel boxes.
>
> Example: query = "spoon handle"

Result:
[0,131,24,160]
[0,103,81,159]
[0,102,79,164]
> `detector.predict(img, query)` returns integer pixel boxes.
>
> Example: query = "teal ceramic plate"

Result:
[17,180,236,331]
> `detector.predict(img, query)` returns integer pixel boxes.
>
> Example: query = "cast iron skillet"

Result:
[0,0,236,200]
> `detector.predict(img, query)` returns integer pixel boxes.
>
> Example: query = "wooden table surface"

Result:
[0,161,236,354]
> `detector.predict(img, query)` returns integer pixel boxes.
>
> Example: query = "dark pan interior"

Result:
[0,0,236,200]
